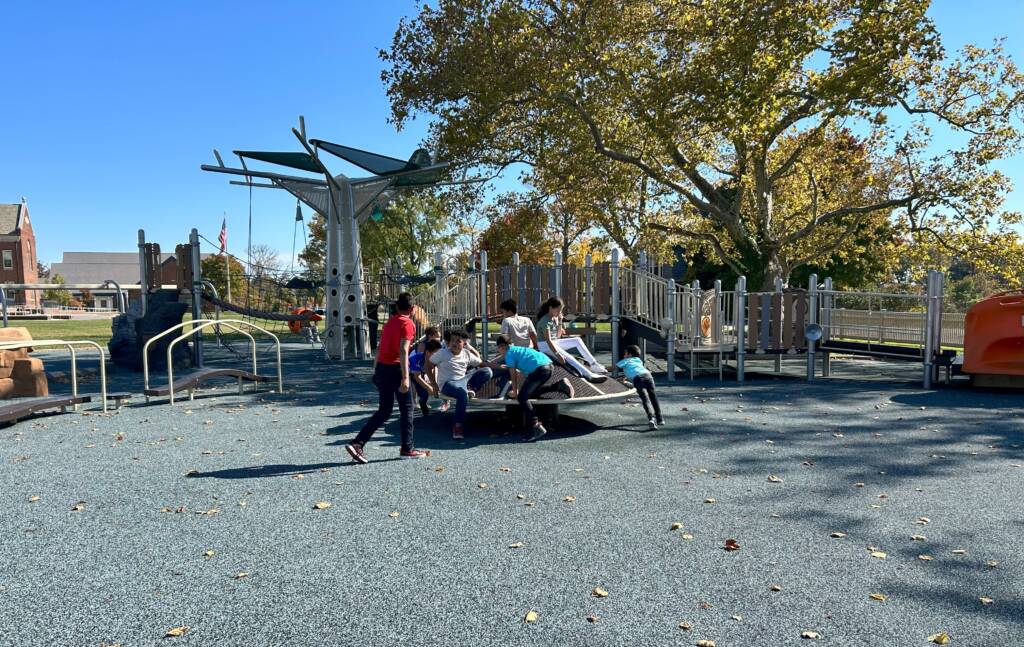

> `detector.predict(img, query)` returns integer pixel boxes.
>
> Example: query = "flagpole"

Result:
[223,212,231,302]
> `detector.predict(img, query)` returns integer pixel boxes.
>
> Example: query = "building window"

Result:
[2,250,12,269]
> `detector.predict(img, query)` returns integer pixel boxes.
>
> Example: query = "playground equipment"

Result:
[371,249,964,389]
[201,116,449,360]
[142,319,282,404]
[960,290,1024,387]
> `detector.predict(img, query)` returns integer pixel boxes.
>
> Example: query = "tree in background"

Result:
[42,272,70,306]
[383,0,1023,289]
[201,255,246,306]
[478,200,551,267]
[248,244,281,279]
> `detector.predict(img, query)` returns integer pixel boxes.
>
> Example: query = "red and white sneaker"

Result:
[346,443,368,464]
[400,449,428,460]
[452,423,465,440]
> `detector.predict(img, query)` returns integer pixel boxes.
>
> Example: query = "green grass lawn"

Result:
[9,318,114,344]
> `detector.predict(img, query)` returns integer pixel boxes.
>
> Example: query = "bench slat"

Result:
[144,368,271,397]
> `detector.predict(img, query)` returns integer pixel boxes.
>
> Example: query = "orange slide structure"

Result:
[962,290,1024,384]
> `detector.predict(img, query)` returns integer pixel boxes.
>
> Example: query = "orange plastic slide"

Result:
[962,290,1024,376]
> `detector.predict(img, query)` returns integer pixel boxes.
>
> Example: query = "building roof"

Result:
[0,204,22,235]
[50,251,211,285]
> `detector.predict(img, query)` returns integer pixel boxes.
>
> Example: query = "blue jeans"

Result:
[441,367,493,425]
[414,380,429,408]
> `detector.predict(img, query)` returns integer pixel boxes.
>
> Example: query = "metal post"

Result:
[584,253,594,349]
[691,279,701,379]
[433,252,445,324]
[822,277,832,377]
[1,286,7,327]
[137,229,147,315]
[552,250,562,298]
[611,248,621,373]
[774,277,784,373]
[714,279,723,380]
[735,276,746,382]
[189,228,203,368]
[479,250,489,361]
[923,270,936,389]
[511,252,520,308]
[104,280,126,314]
[324,184,344,360]
[807,273,818,382]
[666,278,676,381]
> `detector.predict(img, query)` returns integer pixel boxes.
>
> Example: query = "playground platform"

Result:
[1,344,1021,645]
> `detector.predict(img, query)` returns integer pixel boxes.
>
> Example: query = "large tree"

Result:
[383,0,1023,289]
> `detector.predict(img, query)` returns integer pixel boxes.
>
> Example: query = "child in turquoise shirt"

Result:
[616,345,663,429]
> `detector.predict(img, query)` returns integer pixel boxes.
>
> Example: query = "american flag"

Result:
[218,217,228,253]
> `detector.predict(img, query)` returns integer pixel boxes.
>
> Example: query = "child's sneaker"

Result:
[648,417,658,430]
[400,449,428,460]
[346,443,368,464]
[452,423,465,440]
[525,423,547,442]
[467,390,477,400]
[438,400,450,412]
[555,378,574,399]
[656,417,665,426]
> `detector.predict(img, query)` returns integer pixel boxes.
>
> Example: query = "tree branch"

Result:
[649,223,744,276]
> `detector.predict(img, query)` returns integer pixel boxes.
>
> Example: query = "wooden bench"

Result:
[144,367,272,401]
[0,395,92,425]
[105,391,133,410]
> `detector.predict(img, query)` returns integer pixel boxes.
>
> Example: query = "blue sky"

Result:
[1,1,1021,268]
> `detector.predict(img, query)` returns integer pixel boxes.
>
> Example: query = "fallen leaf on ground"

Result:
[696,641,716,647]
[767,474,783,483]
[911,535,927,541]
[312,501,332,510]
[985,560,999,568]
[165,626,189,638]
[388,511,400,518]
[870,551,887,559]
[678,621,693,630]
[592,587,609,598]
[917,517,931,525]
[499,467,511,472]
[682,533,694,540]
[869,593,887,601]
[919,554,934,561]
[731,614,742,621]
[478,483,488,489]
[524,610,538,623]
[586,615,599,623]
[724,539,741,551]
[203,550,215,557]
[952,549,967,555]
[928,632,950,644]
[233,572,249,579]
[980,597,994,605]
[704,498,716,504]
[434,466,445,472]
[28,496,40,502]
[830,531,847,538]
[563,496,576,502]
[801,631,821,639]
[70,501,86,512]
[770,584,782,591]
[671,522,683,530]
[509,542,524,549]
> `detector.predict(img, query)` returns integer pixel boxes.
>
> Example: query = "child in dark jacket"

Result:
[616,345,663,430]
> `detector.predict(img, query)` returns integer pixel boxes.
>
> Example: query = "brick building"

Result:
[0,198,40,308]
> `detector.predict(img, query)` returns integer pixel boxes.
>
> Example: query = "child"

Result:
[427,328,494,440]
[536,296,606,384]
[499,299,537,348]
[485,335,573,442]
[617,345,663,429]
[410,338,442,417]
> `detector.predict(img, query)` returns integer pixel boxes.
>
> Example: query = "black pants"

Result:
[633,374,661,420]
[519,364,558,429]
[354,363,414,452]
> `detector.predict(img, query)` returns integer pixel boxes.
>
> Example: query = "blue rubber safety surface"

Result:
[0,345,1021,646]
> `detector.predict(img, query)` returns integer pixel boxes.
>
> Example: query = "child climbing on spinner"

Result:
[617,344,664,430]
[410,337,442,417]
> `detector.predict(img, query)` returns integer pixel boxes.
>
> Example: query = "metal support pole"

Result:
[584,253,593,348]
[822,277,832,377]
[611,248,621,373]
[479,250,489,361]
[137,229,147,315]
[923,270,937,389]
[104,280,126,314]
[552,250,562,299]
[189,228,203,368]
[433,252,445,324]
[1,286,7,327]
[714,279,723,380]
[511,252,520,308]
[807,273,818,382]
[666,279,676,381]
[324,184,344,360]
[774,277,784,373]
[735,276,746,382]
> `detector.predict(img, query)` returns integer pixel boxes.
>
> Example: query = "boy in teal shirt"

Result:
[486,335,573,442]
[617,345,663,429]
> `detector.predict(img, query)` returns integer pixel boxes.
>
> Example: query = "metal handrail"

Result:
[166,321,255,405]
[0,339,108,412]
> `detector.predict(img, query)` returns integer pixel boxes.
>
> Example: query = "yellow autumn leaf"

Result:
[919,554,934,561]
[509,542,524,549]
[870,551,887,559]
[928,632,950,644]
[478,483,488,489]
[28,496,40,502]
[388,511,400,518]
[592,587,609,598]
[704,498,716,504]
[682,533,694,540]
[234,572,249,579]
[767,474,783,483]
[980,597,994,605]
[911,535,927,541]
[830,532,847,538]
[524,610,538,623]
[697,641,716,647]
[313,501,332,510]
[801,631,821,639]
[203,550,215,558]
[670,522,683,530]
[869,593,887,601]
[563,496,576,502]
[678,620,693,630]
[165,626,189,638]
[516,494,525,500]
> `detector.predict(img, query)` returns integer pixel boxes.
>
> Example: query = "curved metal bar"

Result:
[166,321,255,404]
[0,339,109,412]
[143,318,222,394]
[155,319,282,404]
[103,279,126,313]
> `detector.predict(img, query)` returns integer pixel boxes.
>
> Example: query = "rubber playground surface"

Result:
[1,346,1021,646]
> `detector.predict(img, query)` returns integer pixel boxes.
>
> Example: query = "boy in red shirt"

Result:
[347,292,427,463]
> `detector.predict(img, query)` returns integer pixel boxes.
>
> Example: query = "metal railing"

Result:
[0,339,108,412]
